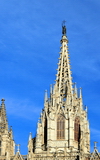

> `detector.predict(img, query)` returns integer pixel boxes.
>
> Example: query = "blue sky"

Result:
[0,0,100,155]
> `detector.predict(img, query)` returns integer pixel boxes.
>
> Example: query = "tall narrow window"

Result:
[74,117,80,142]
[44,118,47,150]
[57,115,65,140]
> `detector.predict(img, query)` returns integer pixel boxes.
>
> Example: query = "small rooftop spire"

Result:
[0,98,8,132]
[50,84,53,95]
[29,132,32,141]
[74,83,78,97]
[94,141,98,149]
[79,87,82,98]
[44,90,48,103]
[16,144,20,152]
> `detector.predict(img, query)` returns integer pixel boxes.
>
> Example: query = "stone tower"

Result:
[28,24,90,160]
[0,98,15,160]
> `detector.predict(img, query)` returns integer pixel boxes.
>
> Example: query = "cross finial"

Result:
[62,20,66,26]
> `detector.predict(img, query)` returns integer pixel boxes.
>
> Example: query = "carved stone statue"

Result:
[62,25,66,35]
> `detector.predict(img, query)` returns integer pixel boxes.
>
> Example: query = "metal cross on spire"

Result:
[62,20,66,26]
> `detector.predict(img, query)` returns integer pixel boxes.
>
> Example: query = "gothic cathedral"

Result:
[0,24,100,160]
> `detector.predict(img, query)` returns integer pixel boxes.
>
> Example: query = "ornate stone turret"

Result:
[0,99,15,159]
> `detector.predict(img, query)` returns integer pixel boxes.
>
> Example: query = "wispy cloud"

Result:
[5,98,41,120]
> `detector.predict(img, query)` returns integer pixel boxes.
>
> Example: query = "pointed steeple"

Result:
[91,142,100,159]
[79,87,83,110]
[74,83,78,98]
[0,99,8,132]
[50,84,53,105]
[94,141,98,150]
[16,144,20,152]
[79,87,82,99]
[29,132,32,141]
[54,22,73,102]
[44,90,48,105]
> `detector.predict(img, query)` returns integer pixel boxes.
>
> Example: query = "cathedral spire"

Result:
[0,99,8,132]
[30,24,91,158]
[54,22,73,103]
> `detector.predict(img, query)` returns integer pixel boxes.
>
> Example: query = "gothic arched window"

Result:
[74,117,80,142]
[57,115,65,140]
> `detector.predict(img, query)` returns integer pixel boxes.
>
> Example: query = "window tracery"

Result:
[57,115,65,140]
[74,117,80,142]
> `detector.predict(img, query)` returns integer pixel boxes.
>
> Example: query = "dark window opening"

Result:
[44,118,47,150]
